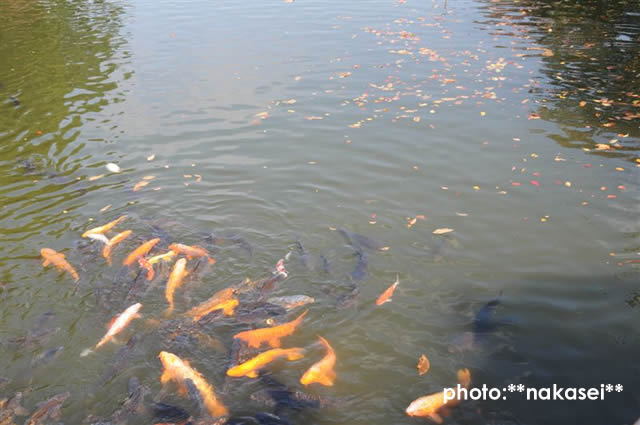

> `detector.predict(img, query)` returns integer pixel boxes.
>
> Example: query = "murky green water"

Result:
[1,0,639,424]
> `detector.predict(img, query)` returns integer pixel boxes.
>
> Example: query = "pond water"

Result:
[0,0,638,424]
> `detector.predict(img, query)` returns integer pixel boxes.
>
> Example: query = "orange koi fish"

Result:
[227,347,305,378]
[300,336,336,386]
[186,287,238,321]
[376,274,399,306]
[123,238,160,266]
[405,369,472,423]
[158,351,228,417]
[233,310,307,348]
[165,258,187,313]
[103,230,132,265]
[40,248,79,281]
[81,216,127,238]
[169,243,215,264]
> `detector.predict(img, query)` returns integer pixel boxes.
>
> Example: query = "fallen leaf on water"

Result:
[417,354,430,376]
[595,144,611,150]
[579,101,587,107]
[195,174,202,182]
[89,174,105,181]
[142,175,155,181]
[305,116,323,120]
[338,72,352,78]
[455,212,468,217]
[433,228,454,235]
[106,163,121,173]
[100,204,111,212]
[147,154,156,161]
[133,180,149,192]
[407,215,426,228]
[282,99,296,104]
[528,113,541,120]
[255,112,269,120]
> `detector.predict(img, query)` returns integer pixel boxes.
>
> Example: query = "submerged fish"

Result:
[82,216,127,238]
[158,351,228,417]
[338,228,385,251]
[95,334,141,388]
[300,336,336,386]
[151,402,190,423]
[123,238,160,266]
[103,230,133,265]
[165,258,188,313]
[0,392,29,423]
[227,347,305,378]
[295,240,313,270]
[375,275,399,306]
[110,377,150,424]
[448,293,504,353]
[266,295,315,311]
[233,310,307,349]
[41,248,79,281]
[351,250,368,281]
[7,311,58,348]
[405,369,471,423]
[235,302,287,325]
[30,346,64,368]
[186,287,237,321]
[24,391,70,425]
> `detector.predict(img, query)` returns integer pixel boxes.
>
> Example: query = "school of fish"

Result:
[1,215,489,424]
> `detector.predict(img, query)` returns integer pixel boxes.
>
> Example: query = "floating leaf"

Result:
[417,354,430,376]
[106,163,121,173]
[433,228,454,235]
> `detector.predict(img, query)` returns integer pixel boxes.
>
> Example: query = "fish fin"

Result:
[177,382,188,395]
[428,413,444,424]
[111,336,121,345]
[268,337,282,348]
[287,348,305,360]
[316,373,335,386]
[247,371,258,378]
[42,260,50,267]
[80,348,93,357]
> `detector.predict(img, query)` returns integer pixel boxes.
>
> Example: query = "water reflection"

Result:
[476,0,640,162]
[0,0,130,254]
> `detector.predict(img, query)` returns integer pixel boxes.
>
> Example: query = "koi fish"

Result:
[41,248,79,281]
[82,216,127,238]
[405,369,472,423]
[165,258,187,313]
[87,233,110,245]
[233,310,307,349]
[123,238,160,266]
[83,303,141,356]
[158,351,228,417]
[375,275,399,306]
[227,347,305,378]
[169,243,214,264]
[24,392,70,425]
[266,295,315,311]
[186,287,238,321]
[300,336,336,386]
[103,230,132,265]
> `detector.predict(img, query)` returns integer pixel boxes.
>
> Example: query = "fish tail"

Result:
[287,348,305,360]
[80,348,94,357]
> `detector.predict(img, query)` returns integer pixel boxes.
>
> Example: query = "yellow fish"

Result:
[158,351,228,418]
[81,216,127,238]
[227,347,305,378]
